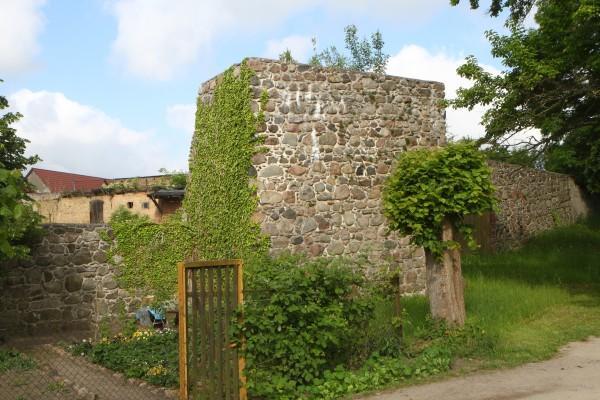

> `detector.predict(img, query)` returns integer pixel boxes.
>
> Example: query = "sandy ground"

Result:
[365,337,600,400]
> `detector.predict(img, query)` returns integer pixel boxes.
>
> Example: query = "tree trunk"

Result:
[425,218,466,326]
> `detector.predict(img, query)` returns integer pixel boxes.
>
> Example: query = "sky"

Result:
[0,0,511,178]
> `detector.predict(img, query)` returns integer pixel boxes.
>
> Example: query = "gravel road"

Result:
[365,337,600,400]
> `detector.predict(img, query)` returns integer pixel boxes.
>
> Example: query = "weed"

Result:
[0,349,36,372]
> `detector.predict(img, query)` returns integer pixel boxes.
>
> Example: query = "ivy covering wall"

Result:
[105,209,196,302]
[105,62,267,302]
[184,62,268,260]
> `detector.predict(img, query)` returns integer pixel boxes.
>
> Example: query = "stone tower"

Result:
[198,58,446,293]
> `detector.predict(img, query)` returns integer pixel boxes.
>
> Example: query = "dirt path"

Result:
[3,336,172,400]
[365,337,600,400]
[31,344,171,400]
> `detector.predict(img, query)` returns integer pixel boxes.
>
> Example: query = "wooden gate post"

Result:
[178,260,246,400]
[178,262,188,400]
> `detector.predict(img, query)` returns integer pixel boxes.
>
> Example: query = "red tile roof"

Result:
[27,168,107,193]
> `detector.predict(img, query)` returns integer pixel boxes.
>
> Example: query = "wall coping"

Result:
[199,57,445,95]
[487,159,577,180]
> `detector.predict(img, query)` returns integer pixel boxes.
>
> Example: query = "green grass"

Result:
[0,349,37,373]
[402,216,600,369]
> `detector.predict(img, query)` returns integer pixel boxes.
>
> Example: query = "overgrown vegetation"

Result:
[481,144,541,168]
[0,81,42,262]
[234,255,377,398]
[309,25,389,73]
[105,62,266,302]
[104,209,195,303]
[157,168,187,189]
[184,62,268,260]
[0,349,37,372]
[278,49,296,64]
[70,329,178,388]
[80,218,600,398]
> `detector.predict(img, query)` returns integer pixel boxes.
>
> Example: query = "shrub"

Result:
[234,255,374,398]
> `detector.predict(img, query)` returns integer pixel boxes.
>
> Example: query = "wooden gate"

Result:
[178,260,246,400]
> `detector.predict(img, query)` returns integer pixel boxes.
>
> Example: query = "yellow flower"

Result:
[146,365,167,376]
[132,330,154,340]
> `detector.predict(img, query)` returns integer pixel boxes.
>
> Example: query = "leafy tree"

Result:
[450,0,537,23]
[383,142,496,325]
[481,144,539,168]
[309,25,390,73]
[450,0,600,193]
[0,83,39,171]
[0,83,41,261]
[544,132,600,193]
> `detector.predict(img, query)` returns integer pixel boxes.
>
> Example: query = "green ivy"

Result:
[382,142,497,258]
[105,208,196,303]
[184,62,268,259]
[104,61,266,302]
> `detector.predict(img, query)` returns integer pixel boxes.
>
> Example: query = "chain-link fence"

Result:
[0,329,178,400]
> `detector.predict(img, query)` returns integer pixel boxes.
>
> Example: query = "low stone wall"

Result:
[0,163,592,336]
[487,161,591,249]
[0,224,140,337]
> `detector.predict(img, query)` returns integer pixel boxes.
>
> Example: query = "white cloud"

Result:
[0,0,46,74]
[265,36,313,63]
[522,5,539,29]
[108,0,440,80]
[387,45,500,140]
[166,103,195,136]
[9,89,180,177]
[109,0,227,80]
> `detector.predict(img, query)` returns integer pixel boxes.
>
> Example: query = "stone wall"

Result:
[198,58,446,293]
[0,224,140,337]
[487,161,590,249]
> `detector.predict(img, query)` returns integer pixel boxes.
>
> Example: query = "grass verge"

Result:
[403,217,600,372]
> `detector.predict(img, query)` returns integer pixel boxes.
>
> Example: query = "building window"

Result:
[142,202,149,209]
[127,201,134,209]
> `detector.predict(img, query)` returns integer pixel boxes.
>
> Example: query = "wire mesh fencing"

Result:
[0,330,178,400]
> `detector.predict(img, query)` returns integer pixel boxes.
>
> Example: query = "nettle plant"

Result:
[383,142,496,325]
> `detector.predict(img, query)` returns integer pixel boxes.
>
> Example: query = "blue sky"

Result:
[1,0,509,178]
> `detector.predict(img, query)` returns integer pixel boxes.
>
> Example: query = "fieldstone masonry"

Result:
[199,58,447,292]
[0,60,591,337]
[489,160,590,249]
[197,58,591,292]
[0,224,139,336]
